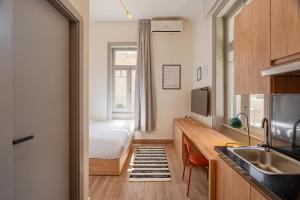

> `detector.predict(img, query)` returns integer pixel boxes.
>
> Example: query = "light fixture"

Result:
[120,0,132,19]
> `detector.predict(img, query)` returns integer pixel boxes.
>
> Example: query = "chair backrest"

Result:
[183,137,191,156]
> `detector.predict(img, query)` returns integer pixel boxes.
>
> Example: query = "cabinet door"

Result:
[271,0,300,61]
[234,3,251,94]
[251,186,268,200]
[248,0,271,94]
[216,157,251,200]
[234,0,271,94]
[173,123,183,165]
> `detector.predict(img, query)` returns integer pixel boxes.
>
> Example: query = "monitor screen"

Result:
[191,87,209,117]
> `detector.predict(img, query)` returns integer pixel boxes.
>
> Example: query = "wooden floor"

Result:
[89,144,208,200]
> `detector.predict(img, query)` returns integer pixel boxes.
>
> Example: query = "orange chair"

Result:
[182,136,209,197]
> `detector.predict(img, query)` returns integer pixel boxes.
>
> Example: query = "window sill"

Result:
[222,124,263,141]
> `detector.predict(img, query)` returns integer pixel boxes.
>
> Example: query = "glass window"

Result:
[131,69,136,112]
[114,69,128,111]
[114,50,137,66]
[111,47,137,117]
[249,94,264,128]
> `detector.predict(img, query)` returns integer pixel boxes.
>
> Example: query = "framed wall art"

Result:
[162,64,181,89]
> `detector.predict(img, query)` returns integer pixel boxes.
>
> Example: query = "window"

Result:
[249,94,264,128]
[224,5,266,136]
[110,46,137,119]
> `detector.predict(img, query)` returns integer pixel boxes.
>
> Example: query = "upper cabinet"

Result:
[234,0,300,94]
[271,0,300,64]
[234,0,271,94]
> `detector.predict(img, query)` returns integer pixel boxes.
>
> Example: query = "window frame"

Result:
[107,43,137,120]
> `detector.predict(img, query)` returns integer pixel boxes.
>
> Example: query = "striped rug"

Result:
[129,146,171,182]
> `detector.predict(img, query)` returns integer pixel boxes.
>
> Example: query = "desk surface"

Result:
[174,118,236,161]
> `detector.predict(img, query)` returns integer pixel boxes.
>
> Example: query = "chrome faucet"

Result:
[261,118,270,151]
[292,120,300,149]
[237,112,251,146]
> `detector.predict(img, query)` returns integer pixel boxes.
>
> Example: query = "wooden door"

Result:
[271,0,300,62]
[234,0,271,94]
[12,0,70,199]
[216,157,251,200]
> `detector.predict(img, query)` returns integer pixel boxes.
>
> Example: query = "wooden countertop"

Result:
[174,118,236,161]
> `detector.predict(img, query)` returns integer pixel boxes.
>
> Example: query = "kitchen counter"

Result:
[215,146,300,200]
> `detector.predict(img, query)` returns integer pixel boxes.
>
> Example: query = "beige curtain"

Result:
[135,19,156,132]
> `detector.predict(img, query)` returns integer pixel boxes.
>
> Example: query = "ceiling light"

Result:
[120,0,132,19]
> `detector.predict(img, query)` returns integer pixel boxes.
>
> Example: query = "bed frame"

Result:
[89,140,133,176]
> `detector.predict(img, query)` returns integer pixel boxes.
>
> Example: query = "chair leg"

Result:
[182,156,188,181]
[206,166,209,180]
[187,165,194,197]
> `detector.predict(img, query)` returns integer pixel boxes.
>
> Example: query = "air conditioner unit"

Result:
[151,20,183,32]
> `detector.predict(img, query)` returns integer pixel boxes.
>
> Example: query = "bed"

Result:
[89,120,134,176]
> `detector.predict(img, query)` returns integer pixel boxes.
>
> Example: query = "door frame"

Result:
[46,0,83,199]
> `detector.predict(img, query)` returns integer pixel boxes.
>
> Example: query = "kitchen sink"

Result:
[228,147,300,175]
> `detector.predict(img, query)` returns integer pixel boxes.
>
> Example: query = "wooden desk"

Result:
[173,118,236,200]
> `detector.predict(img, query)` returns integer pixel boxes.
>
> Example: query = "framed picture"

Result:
[162,64,181,89]
[197,66,202,81]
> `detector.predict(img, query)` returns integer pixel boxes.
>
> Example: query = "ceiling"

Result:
[90,0,203,21]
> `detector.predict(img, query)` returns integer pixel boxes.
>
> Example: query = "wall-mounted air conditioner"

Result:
[151,20,183,32]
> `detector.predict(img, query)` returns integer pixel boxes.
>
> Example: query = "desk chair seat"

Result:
[182,136,209,197]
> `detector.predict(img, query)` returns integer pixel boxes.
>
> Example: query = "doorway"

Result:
[0,0,83,199]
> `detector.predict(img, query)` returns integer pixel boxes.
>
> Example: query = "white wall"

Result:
[191,13,213,127]
[89,22,138,120]
[89,20,193,139]
[191,0,221,127]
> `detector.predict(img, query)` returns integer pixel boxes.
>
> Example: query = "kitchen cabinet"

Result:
[251,186,268,200]
[271,0,300,64]
[217,157,269,200]
[234,0,271,94]
[173,122,183,165]
[216,157,251,200]
[234,0,300,94]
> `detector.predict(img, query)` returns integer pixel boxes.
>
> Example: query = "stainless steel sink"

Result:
[228,147,300,175]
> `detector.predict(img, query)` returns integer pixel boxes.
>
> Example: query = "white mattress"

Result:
[89,120,135,159]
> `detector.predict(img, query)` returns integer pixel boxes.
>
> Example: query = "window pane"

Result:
[232,95,242,117]
[114,50,137,66]
[249,94,264,127]
[131,70,136,112]
[114,70,128,111]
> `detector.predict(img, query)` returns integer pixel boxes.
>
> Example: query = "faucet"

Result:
[237,112,251,146]
[261,118,270,151]
[292,120,300,149]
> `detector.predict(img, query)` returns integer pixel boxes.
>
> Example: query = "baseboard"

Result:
[133,139,173,144]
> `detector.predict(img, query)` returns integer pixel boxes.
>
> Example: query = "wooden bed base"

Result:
[89,140,133,176]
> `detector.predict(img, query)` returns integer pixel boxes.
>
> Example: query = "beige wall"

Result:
[89,20,193,139]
